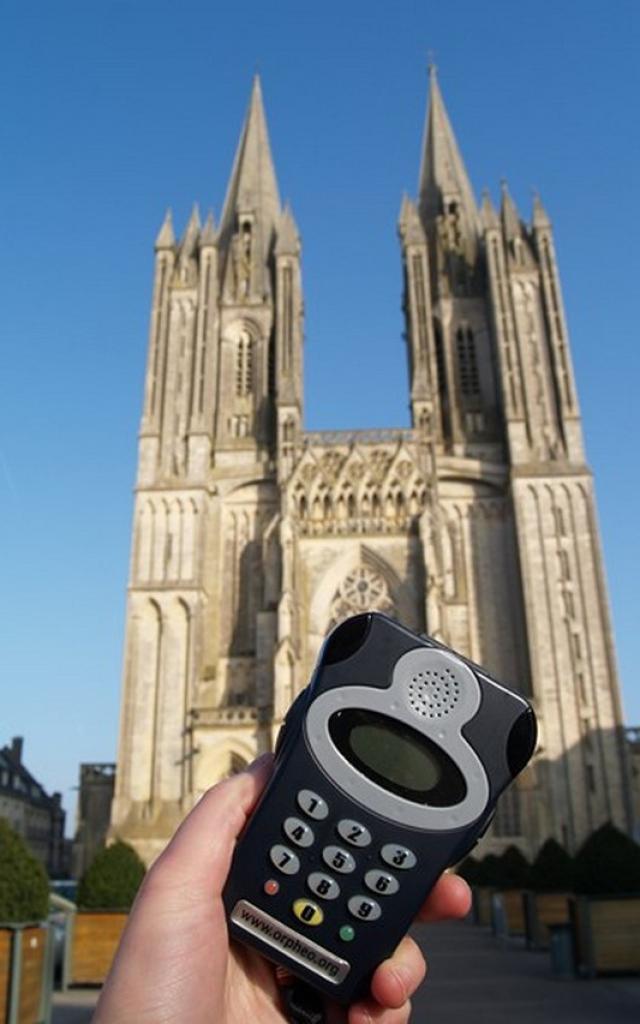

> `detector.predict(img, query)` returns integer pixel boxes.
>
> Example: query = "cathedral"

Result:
[111,71,632,864]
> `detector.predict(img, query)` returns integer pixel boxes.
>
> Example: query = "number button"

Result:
[337,819,371,848]
[283,817,314,848]
[364,870,399,896]
[270,844,300,875]
[380,844,417,870]
[307,872,340,901]
[293,899,324,926]
[297,789,329,821]
[322,845,356,874]
[348,895,381,921]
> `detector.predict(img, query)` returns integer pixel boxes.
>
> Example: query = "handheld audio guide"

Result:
[223,613,536,1005]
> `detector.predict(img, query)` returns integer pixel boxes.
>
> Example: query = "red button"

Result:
[264,879,279,896]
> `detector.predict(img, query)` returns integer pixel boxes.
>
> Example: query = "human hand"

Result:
[93,755,471,1024]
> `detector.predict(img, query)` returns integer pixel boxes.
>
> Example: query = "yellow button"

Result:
[293,899,324,926]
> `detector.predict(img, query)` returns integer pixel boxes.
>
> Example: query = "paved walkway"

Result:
[52,918,640,1023]
[411,919,640,1022]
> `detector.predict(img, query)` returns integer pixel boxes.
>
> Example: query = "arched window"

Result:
[456,326,480,397]
[235,331,253,396]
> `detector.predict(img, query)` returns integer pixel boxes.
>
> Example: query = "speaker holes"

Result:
[407,669,461,719]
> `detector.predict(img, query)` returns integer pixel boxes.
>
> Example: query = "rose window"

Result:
[327,567,394,631]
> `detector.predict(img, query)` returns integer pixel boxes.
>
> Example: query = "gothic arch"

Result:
[309,545,403,645]
[197,738,256,789]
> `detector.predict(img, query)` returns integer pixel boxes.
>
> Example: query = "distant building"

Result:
[72,763,116,877]
[627,727,640,842]
[0,736,67,875]
[112,72,633,864]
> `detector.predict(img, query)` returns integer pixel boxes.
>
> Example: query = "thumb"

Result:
[148,753,274,898]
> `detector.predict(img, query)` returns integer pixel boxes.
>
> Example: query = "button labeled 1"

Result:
[297,789,328,820]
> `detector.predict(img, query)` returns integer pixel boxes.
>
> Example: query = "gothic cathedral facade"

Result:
[111,73,632,864]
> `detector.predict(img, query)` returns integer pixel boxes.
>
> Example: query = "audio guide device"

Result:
[223,612,536,1005]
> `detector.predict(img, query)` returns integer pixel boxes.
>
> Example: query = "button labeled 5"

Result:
[322,845,356,874]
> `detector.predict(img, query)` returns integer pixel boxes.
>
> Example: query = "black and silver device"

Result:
[223,612,536,1005]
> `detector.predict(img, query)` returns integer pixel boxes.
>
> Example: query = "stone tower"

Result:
[111,73,632,863]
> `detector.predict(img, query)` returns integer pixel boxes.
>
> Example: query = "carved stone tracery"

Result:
[288,442,428,536]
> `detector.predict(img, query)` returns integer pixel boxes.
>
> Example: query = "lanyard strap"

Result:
[281,980,326,1024]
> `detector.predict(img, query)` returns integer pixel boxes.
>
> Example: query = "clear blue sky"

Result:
[1,0,638,834]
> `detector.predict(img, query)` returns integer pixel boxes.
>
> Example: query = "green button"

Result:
[339,924,355,942]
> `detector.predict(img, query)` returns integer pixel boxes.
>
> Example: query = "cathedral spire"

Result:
[500,180,521,240]
[418,65,478,235]
[155,208,175,250]
[218,76,281,265]
[200,209,216,246]
[532,190,551,228]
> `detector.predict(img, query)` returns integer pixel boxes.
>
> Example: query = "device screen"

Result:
[329,708,467,805]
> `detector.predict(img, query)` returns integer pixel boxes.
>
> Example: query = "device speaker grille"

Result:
[407,668,461,719]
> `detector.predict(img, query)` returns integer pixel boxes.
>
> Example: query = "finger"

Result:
[348,998,413,1024]
[416,871,471,922]
[369,935,426,1009]
[148,753,274,896]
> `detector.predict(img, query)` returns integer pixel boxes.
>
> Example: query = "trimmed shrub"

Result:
[457,855,482,885]
[0,818,50,922]
[476,853,503,887]
[530,838,574,892]
[573,823,640,896]
[77,841,146,910]
[497,845,530,889]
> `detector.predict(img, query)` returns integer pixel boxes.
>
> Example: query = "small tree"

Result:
[498,845,530,889]
[0,819,49,922]
[573,823,640,896]
[77,841,146,910]
[530,838,574,892]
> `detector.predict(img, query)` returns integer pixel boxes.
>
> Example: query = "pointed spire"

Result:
[180,203,201,256]
[418,66,478,234]
[275,203,300,255]
[398,193,426,245]
[155,208,175,250]
[532,190,551,229]
[218,75,281,258]
[500,181,521,240]
[480,188,499,230]
[200,209,216,246]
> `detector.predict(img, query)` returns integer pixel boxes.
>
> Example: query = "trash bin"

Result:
[549,922,575,978]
